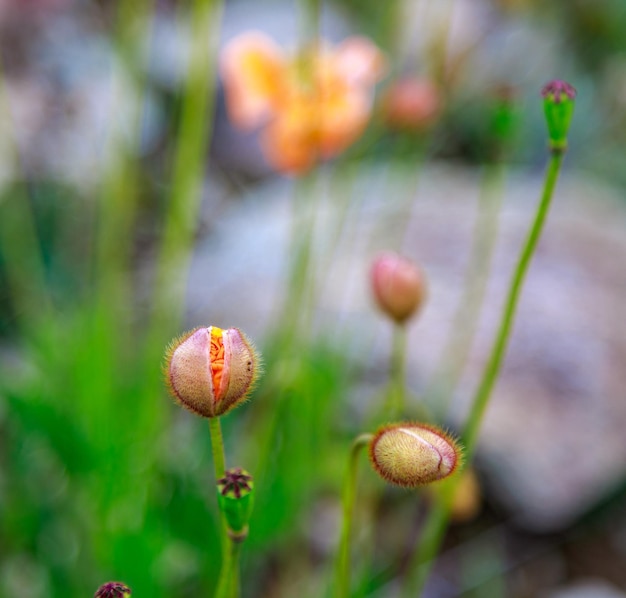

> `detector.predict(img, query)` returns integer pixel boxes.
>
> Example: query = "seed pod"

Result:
[541,79,576,152]
[164,326,260,418]
[94,582,131,598]
[370,253,426,324]
[369,422,462,487]
[217,467,255,540]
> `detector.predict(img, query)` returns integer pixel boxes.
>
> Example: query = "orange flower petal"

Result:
[220,31,287,130]
[260,98,317,175]
[317,86,371,158]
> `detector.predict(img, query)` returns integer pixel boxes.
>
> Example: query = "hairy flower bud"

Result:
[217,467,255,540]
[164,326,260,418]
[371,253,426,324]
[369,422,462,487]
[541,79,576,152]
[94,582,131,598]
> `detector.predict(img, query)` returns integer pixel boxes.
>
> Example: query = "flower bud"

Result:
[370,253,426,324]
[94,582,131,598]
[368,422,462,487]
[217,467,255,540]
[382,77,442,132]
[164,326,260,418]
[541,80,576,152]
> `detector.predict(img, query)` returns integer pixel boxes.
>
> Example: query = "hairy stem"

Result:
[334,433,374,598]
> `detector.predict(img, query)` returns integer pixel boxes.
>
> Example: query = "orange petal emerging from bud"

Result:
[369,422,462,487]
[371,252,426,324]
[164,326,260,418]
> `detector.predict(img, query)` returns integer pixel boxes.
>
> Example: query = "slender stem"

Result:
[209,416,233,596]
[463,151,562,455]
[334,433,374,598]
[402,149,565,597]
[387,324,407,419]
[216,536,243,598]
[209,417,226,481]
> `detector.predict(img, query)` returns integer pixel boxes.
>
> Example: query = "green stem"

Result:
[334,433,374,598]
[216,536,243,598]
[402,149,565,597]
[209,416,233,595]
[463,151,563,455]
[387,324,407,419]
[209,417,226,481]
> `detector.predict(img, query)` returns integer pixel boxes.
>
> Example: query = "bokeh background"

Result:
[1,1,626,597]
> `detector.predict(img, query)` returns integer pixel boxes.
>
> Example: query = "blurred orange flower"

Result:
[221,32,386,175]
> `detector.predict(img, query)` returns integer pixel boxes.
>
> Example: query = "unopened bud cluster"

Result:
[164,326,260,418]
[371,252,426,324]
[369,422,462,487]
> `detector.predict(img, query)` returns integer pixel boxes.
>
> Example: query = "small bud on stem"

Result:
[371,253,426,324]
[217,467,255,540]
[541,80,576,153]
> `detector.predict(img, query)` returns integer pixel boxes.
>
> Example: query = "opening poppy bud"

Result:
[541,79,576,153]
[217,467,255,540]
[94,582,132,598]
[370,252,426,324]
[369,422,462,487]
[164,326,260,418]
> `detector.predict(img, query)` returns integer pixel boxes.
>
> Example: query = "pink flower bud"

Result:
[369,422,462,487]
[164,326,260,418]
[370,253,426,324]
[381,77,442,132]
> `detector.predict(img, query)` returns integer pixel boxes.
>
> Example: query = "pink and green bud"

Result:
[541,80,576,152]
[94,582,131,598]
[371,252,426,324]
[368,422,462,487]
[164,326,260,418]
[217,467,255,540]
